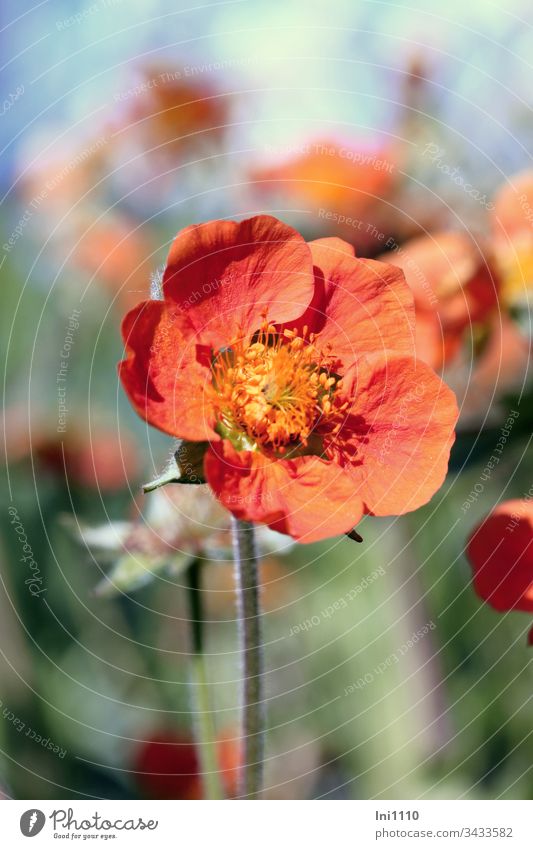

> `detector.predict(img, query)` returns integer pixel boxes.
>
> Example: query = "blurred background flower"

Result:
[133,729,240,800]
[467,499,533,644]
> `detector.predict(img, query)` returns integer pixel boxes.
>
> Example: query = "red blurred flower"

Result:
[134,730,240,799]
[119,215,458,542]
[3,408,141,492]
[59,427,142,492]
[467,499,533,644]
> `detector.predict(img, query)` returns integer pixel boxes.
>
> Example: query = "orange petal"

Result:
[335,355,458,515]
[290,239,416,368]
[162,215,315,348]
[204,440,363,543]
[491,170,533,246]
[119,300,218,441]
[378,231,498,332]
[413,308,447,370]
[456,315,529,423]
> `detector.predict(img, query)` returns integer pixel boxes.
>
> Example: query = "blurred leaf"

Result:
[94,552,193,597]
[60,514,132,552]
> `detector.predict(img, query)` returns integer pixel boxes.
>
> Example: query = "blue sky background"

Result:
[1,0,531,193]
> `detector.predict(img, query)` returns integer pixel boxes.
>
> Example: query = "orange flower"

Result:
[133,730,240,799]
[378,231,499,370]
[252,139,400,253]
[119,215,458,542]
[74,212,156,312]
[491,170,533,307]
[467,499,533,644]
[117,64,228,159]
[18,133,106,215]
[450,314,529,426]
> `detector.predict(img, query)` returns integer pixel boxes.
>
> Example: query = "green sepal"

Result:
[173,440,208,484]
[143,441,208,492]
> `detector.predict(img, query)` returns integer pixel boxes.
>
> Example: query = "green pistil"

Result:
[214,416,325,460]
[215,418,258,452]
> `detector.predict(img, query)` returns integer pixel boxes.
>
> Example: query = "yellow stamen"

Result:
[210,319,342,452]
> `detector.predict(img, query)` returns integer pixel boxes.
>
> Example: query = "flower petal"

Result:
[333,355,458,515]
[378,232,499,334]
[162,215,315,347]
[293,239,416,369]
[204,440,363,543]
[119,299,218,440]
[413,308,447,370]
[491,170,533,246]
[453,315,529,426]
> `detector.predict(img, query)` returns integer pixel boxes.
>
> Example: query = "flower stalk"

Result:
[231,517,265,799]
[186,559,224,800]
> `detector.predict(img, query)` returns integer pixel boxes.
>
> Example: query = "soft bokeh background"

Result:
[1,0,532,799]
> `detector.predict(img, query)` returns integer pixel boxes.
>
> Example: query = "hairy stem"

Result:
[231,517,265,799]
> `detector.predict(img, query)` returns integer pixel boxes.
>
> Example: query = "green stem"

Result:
[231,517,265,799]
[186,559,224,800]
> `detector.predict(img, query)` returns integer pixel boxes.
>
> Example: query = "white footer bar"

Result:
[1,799,531,847]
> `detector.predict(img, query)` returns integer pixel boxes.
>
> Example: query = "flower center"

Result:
[210,320,343,454]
